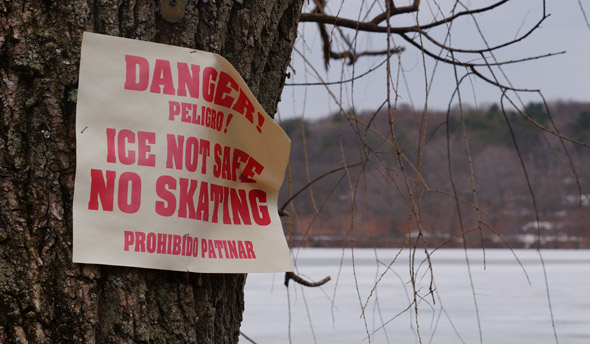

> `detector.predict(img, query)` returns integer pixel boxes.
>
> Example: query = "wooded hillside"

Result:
[280,101,590,248]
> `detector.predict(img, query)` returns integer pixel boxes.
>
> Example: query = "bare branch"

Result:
[284,271,331,287]
[329,46,404,65]
[370,0,420,24]
[399,32,566,69]
[299,1,510,34]
[280,162,362,214]
[418,15,550,55]
[285,55,390,86]
[417,0,510,31]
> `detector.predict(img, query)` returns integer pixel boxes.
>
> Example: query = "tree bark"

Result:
[0,0,303,342]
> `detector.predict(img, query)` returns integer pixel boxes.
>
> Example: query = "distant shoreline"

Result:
[289,235,590,249]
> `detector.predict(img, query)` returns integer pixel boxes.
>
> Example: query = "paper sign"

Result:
[73,32,292,273]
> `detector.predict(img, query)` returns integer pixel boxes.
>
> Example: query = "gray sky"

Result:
[277,0,590,119]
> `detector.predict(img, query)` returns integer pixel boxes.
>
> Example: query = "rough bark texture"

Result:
[0,0,303,342]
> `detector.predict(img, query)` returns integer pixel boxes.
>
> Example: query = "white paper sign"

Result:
[73,32,292,273]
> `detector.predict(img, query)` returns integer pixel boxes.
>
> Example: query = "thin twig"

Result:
[284,272,331,287]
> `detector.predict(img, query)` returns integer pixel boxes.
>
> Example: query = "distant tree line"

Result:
[280,101,590,248]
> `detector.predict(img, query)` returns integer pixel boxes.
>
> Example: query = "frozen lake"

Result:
[241,248,590,343]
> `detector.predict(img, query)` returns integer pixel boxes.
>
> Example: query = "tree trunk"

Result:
[0,0,302,342]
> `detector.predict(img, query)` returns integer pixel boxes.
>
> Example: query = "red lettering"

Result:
[231,89,255,124]
[215,110,224,131]
[190,104,200,124]
[179,178,197,219]
[196,181,209,221]
[210,145,258,182]
[230,188,251,225]
[106,128,156,167]
[185,137,199,172]
[202,67,217,102]
[209,108,216,128]
[167,234,173,254]
[172,235,182,255]
[197,106,205,125]
[177,62,200,98]
[150,59,175,95]
[201,238,207,258]
[214,72,237,108]
[166,134,210,173]
[169,101,180,120]
[245,241,256,259]
[124,55,149,91]
[231,149,249,181]
[117,172,141,214]
[222,241,230,259]
[183,235,190,256]
[106,128,116,163]
[241,157,264,183]
[227,240,238,258]
[238,241,247,259]
[108,129,155,167]
[88,169,116,211]
[136,231,146,252]
[118,129,136,165]
[124,57,261,133]
[155,175,177,216]
[157,233,166,254]
[124,231,134,251]
[147,232,156,253]
[210,184,224,223]
[207,239,216,258]
[181,102,191,122]
[166,134,184,170]
[205,107,212,127]
[222,186,231,225]
[192,238,199,257]
[153,177,270,227]
[214,240,225,258]
[137,131,156,167]
[249,189,270,226]
[222,146,232,180]
[199,140,210,174]
[213,144,222,178]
